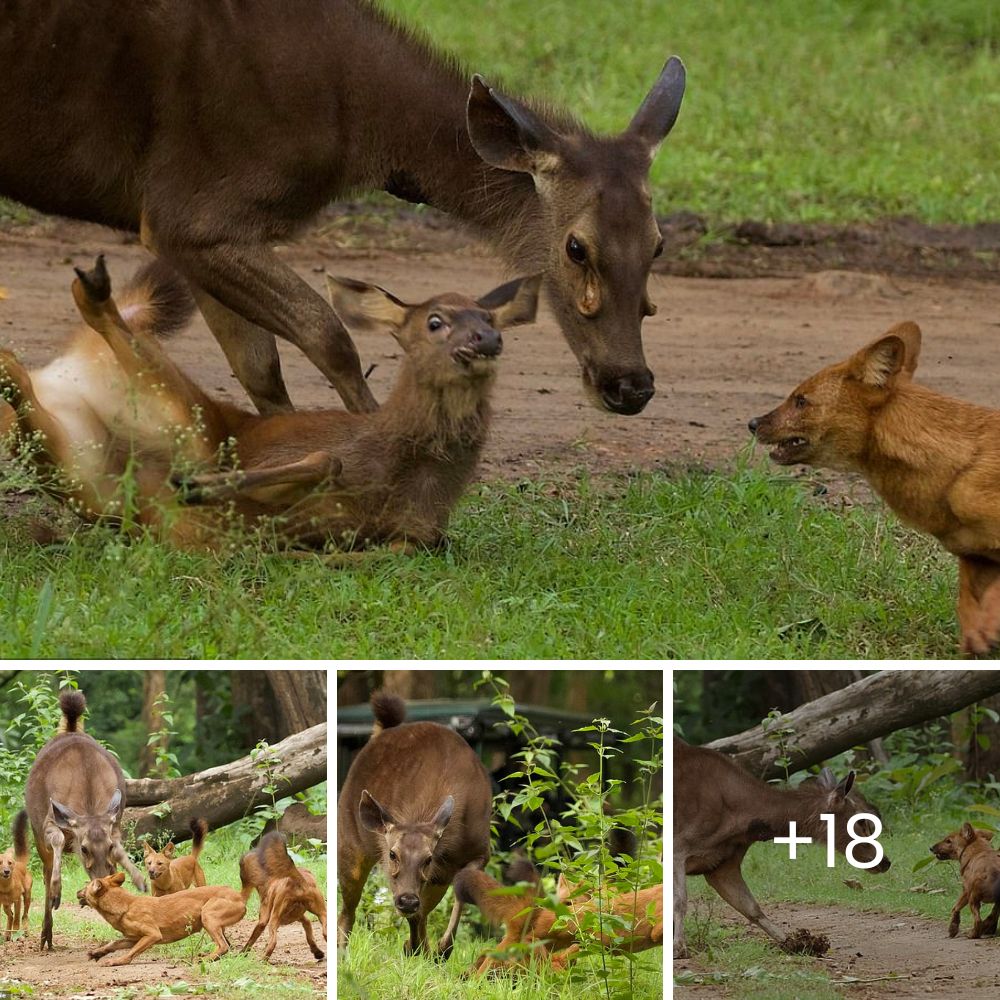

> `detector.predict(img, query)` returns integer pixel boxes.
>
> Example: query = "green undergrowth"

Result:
[0,463,957,659]
[381,0,999,224]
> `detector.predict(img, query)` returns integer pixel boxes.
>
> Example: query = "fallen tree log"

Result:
[121,722,326,842]
[706,670,1000,780]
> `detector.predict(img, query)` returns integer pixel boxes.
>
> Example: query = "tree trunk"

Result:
[266,670,327,732]
[964,694,1000,780]
[231,671,281,747]
[381,670,437,700]
[706,670,1000,779]
[566,672,588,712]
[122,722,326,842]
[138,670,167,778]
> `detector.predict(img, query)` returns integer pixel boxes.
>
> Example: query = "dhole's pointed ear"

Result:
[962,822,976,841]
[325,275,409,337]
[163,842,175,857]
[627,56,686,156]
[477,275,542,329]
[467,77,562,176]
[851,325,921,388]
[109,872,127,887]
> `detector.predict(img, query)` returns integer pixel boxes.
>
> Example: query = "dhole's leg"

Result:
[262,906,285,960]
[2,902,12,940]
[201,897,247,960]
[704,857,787,946]
[948,890,969,937]
[191,289,293,415]
[336,852,374,948]
[88,937,137,960]
[969,897,985,938]
[97,931,163,966]
[111,839,148,894]
[958,556,1000,656]
[242,899,272,954]
[300,916,325,960]
[672,851,689,958]
[982,903,999,936]
[194,861,207,887]
[549,943,581,970]
[153,240,378,414]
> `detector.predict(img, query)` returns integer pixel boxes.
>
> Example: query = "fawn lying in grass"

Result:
[0,256,540,552]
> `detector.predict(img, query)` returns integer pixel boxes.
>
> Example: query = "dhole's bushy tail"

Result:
[58,690,87,734]
[189,817,208,858]
[12,809,29,864]
[116,259,195,339]
[370,690,406,737]
[240,831,299,902]
[453,859,541,925]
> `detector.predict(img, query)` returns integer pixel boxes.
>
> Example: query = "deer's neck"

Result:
[376,366,493,461]
[750,782,828,841]
[351,6,548,267]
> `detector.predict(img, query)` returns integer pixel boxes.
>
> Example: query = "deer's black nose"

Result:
[748,417,760,433]
[470,326,502,357]
[396,893,420,915]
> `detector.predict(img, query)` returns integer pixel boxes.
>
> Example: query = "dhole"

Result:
[0,810,32,940]
[1,256,540,552]
[454,860,662,974]
[930,823,1000,938]
[750,321,1000,656]
[239,831,327,961]
[143,818,209,896]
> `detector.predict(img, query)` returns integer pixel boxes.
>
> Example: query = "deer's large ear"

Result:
[359,789,397,834]
[850,325,921,388]
[326,276,409,337]
[627,57,686,156]
[432,795,455,837]
[467,77,562,176]
[478,275,542,330]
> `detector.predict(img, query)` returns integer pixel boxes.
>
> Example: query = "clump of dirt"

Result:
[782,927,831,955]
[785,270,905,300]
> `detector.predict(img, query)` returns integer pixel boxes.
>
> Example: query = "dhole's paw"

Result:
[99,954,131,967]
[948,922,960,938]
[961,625,999,658]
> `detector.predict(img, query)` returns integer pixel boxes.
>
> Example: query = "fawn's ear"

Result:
[478,275,542,330]
[326,275,409,336]
[850,325,921,388]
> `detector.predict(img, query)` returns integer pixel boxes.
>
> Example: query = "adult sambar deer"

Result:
[673,738,890,959]
[337,691,492,957]
[25,690,147,950]
[0,1,684,417]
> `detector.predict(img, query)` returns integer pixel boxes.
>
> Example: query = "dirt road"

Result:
[675,902,1000,1000]
[1,214,997,481]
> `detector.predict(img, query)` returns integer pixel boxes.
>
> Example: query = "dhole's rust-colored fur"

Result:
[750,322,1000,656]
[930,823,1000,939]
[239,832,327,961]
[25,690,146,950]
[0,810,33,941]
[337,691,493,957]
[143,818,208,897]
[1,257,539,553]
[77,872,245,966]
[0,1,684,416]
[454,861,663,974]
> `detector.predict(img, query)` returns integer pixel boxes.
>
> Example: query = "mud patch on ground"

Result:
[675,902,1000,1000]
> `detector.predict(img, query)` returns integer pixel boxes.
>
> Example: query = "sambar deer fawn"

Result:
[0,256,539,552]
[1,0,684,416]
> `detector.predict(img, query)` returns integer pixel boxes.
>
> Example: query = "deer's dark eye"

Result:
[566,236,588,265]
[388,851,398,862]
[427,314,444,332]
[653,240,664,259]
[794,394,809,409]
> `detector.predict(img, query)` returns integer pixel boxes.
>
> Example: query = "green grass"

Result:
[678,805,990,999]
[3,829,326,999]
[379,0,1000,224]
[0,464,958,658]
[340,893,662,1000]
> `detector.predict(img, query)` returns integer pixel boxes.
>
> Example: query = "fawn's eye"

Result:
[653,240,664,259]
[566,235,588,265]
[427,314,444,332]
[794,394,809,409]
